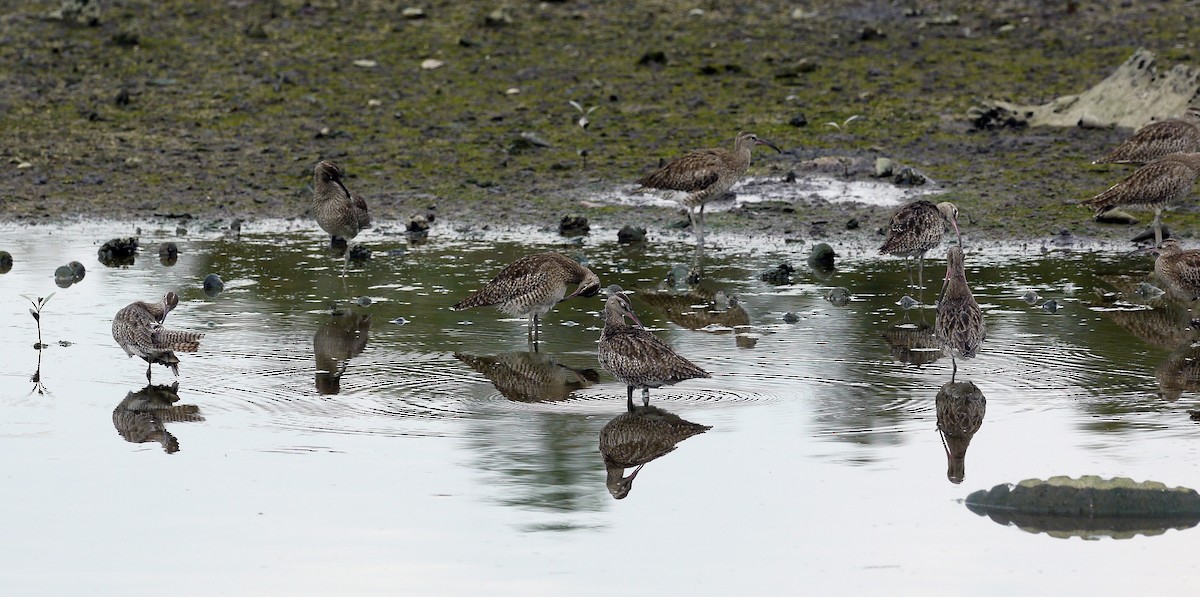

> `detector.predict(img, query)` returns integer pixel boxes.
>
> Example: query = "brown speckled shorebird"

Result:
[112,292,204,383]
[599,402,711,499]
[112,382,204,454]
[450,252,601,344]
[1094,107,1200,165]
[598,286,711,405]
[637,131,781,243]
[879,200,960,295]
[314,310,371,395]
[935,380,986,484]
[312,160,371,276]
[1150,239,1200,301]
[935,247,985,381]
[1082,153,1200,245]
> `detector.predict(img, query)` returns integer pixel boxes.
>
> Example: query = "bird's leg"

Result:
[342,249,350,277]
[145,362,152,384]
[917,253,928,302]
[1153,208,1164,245]
[533,313,540,345]
[951,355,958,383]
[626,386,635,412]
[642,387,650,407]
[904,256,915,293]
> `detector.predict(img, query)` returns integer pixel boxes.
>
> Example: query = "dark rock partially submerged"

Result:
[966,476,1200,539]
[98,237,138,266]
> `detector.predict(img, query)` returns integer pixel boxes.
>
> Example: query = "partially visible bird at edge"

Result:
[312,160,371,277]
[112,292,204,383]
[879,200,961,297]
[1081,152,1200,246]
[449,252,601,345]
[636,131,781,244]
[1094,107,1200,165]
[598,286,710,406]
[935,247,985,381]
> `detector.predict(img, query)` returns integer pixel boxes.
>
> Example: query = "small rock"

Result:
[897,295,919,310]
[54,265,75,288]
[407,216,432,242]
[67,261,86,282]
[873,157,894,177]
[114,89,131,107]
[1042,299,1060,314]
[349,245,372,261]
[508,132,552,154]
[355,296,373,307]
[846,218,859,230]
[484,8,512,27]
[893,167,926,186]
[98,237,138,266]
[203,273,225,297]
[637,51,667,67]
[617,224,646,243]
[782,312,800,323]
[824,287,852,306]
[559,215,590,237]
[158,242,178,259]
[401,7,426,19]
[807,243,836,270]
[1022,290,1039,305]
[1135,282,1165,300]
[386,248,407,257]
[788,113,808,127]
[759,263,795,285]
[419,58,443,70]
[0,250,13,274]
[858,26,886,41]
[354,59,379,68]
[391,317,410,325]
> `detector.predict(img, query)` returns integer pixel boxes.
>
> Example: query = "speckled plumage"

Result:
[935,247,985,379]
[880,200,960,294]
[637,131,781,242]
[1094,107,1200,165]
[881,321,944,366]
[597,291,710,405]
[599,402,711,499]
[454,350,600,402]
[112,382,204,454]
[312,160,371,275]
[450,252,601,342]
[1152,239,1200,300]
[935,380,986,484]
[1082,153,1200,244]
[112,292,204,383]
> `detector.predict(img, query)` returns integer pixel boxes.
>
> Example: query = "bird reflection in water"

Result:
[1155,344,1200,402]
[881,313,944,367]
[112,382,204,454]
[314,309,371,395]
[639,244,756,348]
[598,399,711,499]
[453,351,600,402]
[1095,275,1200,401]
[936,380,986,484]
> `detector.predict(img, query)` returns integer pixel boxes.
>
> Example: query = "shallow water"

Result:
[1,221,1198,594]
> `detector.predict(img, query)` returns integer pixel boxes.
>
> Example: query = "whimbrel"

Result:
[450,252,601,344]
[637,131,781,243]
[599,401,711,499]
[1149,239,1200,301]
[879,200,960,295]
[454,350,600,402]
[1081,153,1200,245]
[934,247,985,381]
[112,292,204,383]
[314,309,372,395]
[312,161,371,276]
[1094,107,1200,165]
[935,380,986,484]
[112,382,204,454]
[598,287,710,405]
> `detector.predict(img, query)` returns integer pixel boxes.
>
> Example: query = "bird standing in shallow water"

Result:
[637,131,781,244]
[312,161,371,276]
[112,292,204,383]
[935,247,985,381]
[1094,107,1200,165]
[598,286,710,405]
[1081,153,1200,245]
[449,252,601,345]
[879,200,961,297]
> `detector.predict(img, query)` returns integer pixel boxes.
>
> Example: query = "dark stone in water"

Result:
[67,261,86,282]
[759,263,795,285]
[617,224,646,243]
[0,250,11,274]
[846,218,859,230]
[330,236,348,249]
[807,243,836,270]
[348,244,372,261]
[788,113,808,127]
[98,237,138,267]
[782,312,800,323]
[203,273,225,297]
[558,215,590,237]
[54,265,75,288]
[893,167,926,186]
[824,287,851,306]
[407,216,431,242]
[158,241,178,259]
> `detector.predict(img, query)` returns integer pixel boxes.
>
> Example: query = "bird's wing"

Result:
[637,149,724,192]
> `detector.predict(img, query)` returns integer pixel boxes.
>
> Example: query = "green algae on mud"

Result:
[2,1,1197,243]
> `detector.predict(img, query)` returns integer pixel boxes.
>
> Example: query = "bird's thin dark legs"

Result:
[642,387,650,407]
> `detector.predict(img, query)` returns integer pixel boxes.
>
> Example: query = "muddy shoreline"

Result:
[3,1,1197,245]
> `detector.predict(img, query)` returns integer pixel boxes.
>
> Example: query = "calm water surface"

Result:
[1,221,1198,594]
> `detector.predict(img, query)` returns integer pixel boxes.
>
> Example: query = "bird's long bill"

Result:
[951,218,962,247]
[564,282,600,301]
[626,463,646,483]
[757,138,783,153]
[625,310,643,328]
[336,180,352,199]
